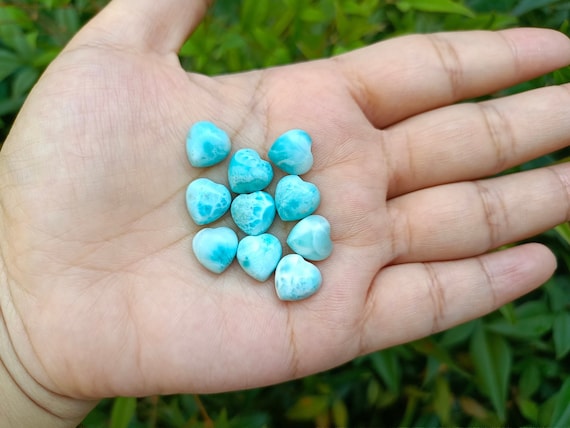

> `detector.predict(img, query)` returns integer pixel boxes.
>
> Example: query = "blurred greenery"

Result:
[1,0,569,426]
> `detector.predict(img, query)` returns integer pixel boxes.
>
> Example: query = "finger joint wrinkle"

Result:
[425,34,464,100]
[477,103,514,172]
[424,263,446,334]
[473,180,510,249]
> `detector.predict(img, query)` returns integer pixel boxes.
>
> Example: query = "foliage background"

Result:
[1,0,570,426]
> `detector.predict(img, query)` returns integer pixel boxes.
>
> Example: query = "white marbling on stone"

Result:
[192,227,238,274]
[237,234,282,281]
[274,254,322,301]
[287,215,333,261]
[268,129,313,175]
[186,178,231,225]
[186,121,231,167]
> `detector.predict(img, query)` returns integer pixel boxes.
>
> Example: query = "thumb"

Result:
[67,0,212,54]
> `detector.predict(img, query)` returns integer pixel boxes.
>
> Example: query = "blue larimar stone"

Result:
[268,129,313,175]
[237,234,282,281]
[231,191,276,236]
[192,227,238,274]
[186,178,231,225]
[274,254,322,301]
[287,215,333,261]
[275,175,320,221]
[186,121,231,167]
[228,149,274,194]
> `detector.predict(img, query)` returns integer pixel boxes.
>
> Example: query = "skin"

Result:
[0,0,569,425]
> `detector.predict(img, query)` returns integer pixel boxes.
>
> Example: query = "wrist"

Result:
[0,264,95,427]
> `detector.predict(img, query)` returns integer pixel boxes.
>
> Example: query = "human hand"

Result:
[1,0,569,425]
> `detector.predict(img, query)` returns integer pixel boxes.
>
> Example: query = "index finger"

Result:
[336,28,570,127]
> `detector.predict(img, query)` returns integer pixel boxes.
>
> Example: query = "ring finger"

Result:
[387,163,570,263]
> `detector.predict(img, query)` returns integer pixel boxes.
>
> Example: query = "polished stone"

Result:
[268,129,313,175]
[186,121,231,167]
[231,191,276,236]
[186,178,231,225]
[228,148,274,194]
[192,227,238,274]
[274,254,322,301]
[275,175,320,221]
[287,215,333,261]
[237,234,282,281]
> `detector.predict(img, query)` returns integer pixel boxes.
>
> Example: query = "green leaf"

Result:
[0,49,22,81]
[554,223,570,246]
[512,0,561,16]
[0,6,34,28]
[518,363,541,398]
[31,48,61,68]
[499,302,516,323]
[551,378,570,427]
[438,320,476,347]
[370,349,402,393]
[331,399,348,427]
[0,96,25,116]
[433,377,452,425]
[286,395,329,421]
[470,324,511,421]
[546,276,570,312]
[485,313,554,339]
[516,397,539,424]
[397,0,476,17]
[553,311,570,359]
[110,397,137,428]
[240,0,269,29]
[12,67,39,97]
[54,7,80,37]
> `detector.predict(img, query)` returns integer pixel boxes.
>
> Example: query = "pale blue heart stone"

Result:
[275,175,320,221]
[231,191,276,236]
[274,254,322,301]
[186,121,231,167]
[186,178,231,225]
[268,129,313,175]
[192,227,238,274]
[287,215,333,261]
[237,234,282,281]
[228,149,274,194]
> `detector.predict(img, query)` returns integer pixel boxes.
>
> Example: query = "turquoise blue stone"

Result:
[228,149,274,193]
[287,215,333,261]
[275,175,320,221]
[186,121,231,167]
[186,178,231,225]
[274,254,322,301]
[192,227,238,274]
[237,234,282,281]
[268,129,313,175]
[231,191,276,236]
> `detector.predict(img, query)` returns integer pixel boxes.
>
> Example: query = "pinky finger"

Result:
[359,243,556,354]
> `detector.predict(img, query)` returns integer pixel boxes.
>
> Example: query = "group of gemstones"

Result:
[185,121,333,301]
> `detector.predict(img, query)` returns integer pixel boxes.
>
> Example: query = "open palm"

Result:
[1,0,570,421]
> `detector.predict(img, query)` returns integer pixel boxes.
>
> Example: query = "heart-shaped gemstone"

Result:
[268,129,313,175]
[287,215,333,261]
[237,234,282,281]
[231,191,276,236]
[228,148,274,194]
[186,178,231,225]
[192,227,238,274]
[274,254,322,301]
[275,175,320,221]
[186,121,231,167]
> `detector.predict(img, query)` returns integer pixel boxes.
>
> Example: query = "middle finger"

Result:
[384,84,570,198]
